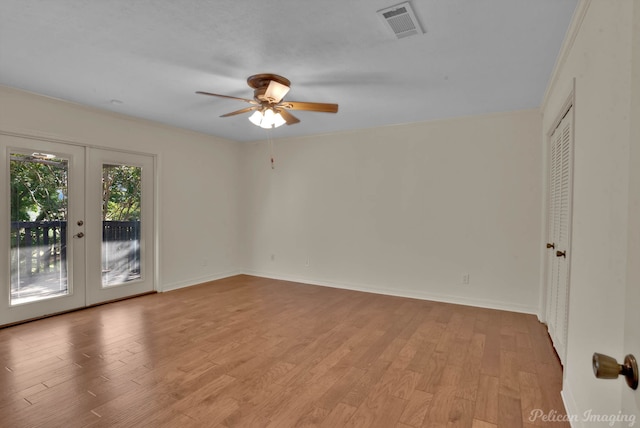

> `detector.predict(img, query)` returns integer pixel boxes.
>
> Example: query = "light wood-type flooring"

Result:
[0,275,569,427]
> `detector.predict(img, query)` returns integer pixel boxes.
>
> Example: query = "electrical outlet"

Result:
[462,274,470,285]
[305,257,310,267]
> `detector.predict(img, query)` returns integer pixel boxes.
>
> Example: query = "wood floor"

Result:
[0,275,568,428]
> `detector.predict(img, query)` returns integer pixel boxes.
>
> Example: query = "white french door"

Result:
[0,136,86,324]
[0,134,155,325]
[85,148,154,305]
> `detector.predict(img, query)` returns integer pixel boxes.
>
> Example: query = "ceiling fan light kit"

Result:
[249,108,287,129]
[196,73,338,129]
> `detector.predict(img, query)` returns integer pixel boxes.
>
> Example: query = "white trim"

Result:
[546,83,575,138]
[154,153,162,293]
[561,384,581,428]
[241,271,539,314]
[0,128,156,158]
[541,0,591,112]
[161,270,242,292]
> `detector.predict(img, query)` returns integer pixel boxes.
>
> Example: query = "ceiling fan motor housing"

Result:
[253,87,270,103]
[247,74,291,89]
[247,74,291,103]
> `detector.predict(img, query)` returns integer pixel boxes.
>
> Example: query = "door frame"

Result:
[0,130,158,325]
[541,85,575,366]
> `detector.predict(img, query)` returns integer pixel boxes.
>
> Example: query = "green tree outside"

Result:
[10,154,68,222]
[10,155,141,222]
[102,164,141,221]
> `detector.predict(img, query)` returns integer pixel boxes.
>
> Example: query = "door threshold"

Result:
[0,291,157,329]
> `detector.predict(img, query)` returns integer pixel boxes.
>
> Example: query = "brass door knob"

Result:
[592,353,638,390]
[73,232,85,238]
[546,243,556,249]
[556,250,566,258]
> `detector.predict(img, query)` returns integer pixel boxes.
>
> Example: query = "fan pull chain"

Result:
[267,131,276,169]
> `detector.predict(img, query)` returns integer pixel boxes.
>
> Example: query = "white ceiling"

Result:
[0,0,578,143]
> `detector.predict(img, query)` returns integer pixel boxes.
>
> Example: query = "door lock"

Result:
[592,353,638,390]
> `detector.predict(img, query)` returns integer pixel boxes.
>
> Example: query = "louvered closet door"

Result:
[546,128,561,343]
[545,107,574,365]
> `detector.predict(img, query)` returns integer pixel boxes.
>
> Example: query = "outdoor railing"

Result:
[10,220,140,278]
[10,221,67,277]
[102,221,141,284]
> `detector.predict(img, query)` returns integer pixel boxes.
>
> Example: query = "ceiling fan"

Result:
[196,73,339,129]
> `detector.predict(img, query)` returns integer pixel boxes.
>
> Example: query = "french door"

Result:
[0,134,155,325]
[85,148,154,305]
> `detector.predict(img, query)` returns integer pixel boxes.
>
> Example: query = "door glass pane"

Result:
[101,164,142,287]
[10,152,69,305]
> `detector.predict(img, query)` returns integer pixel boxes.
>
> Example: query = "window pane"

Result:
[101,164,142,287]
[10,152,69,305]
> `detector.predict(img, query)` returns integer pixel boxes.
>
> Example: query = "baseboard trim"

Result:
[561,382,581,428]
[241,270,538,315]
[161,270,242,292]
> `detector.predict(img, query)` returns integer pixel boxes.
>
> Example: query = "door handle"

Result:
[556,250,566,258]
[546,243,555,249]
[592,353,638,390]
[73,232,85,238]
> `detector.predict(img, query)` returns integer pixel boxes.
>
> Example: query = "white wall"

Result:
[0,85,241,291]
[240,110,543,313]
[541,0,637,421]
[0,85,543,313]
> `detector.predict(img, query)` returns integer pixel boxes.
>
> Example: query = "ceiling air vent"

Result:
[377,2,424,39]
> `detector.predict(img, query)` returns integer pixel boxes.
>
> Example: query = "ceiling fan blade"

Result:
[277,109,300,125]
[264,80,290,103]
[220,106,259,117]
[279,101,339,113]
[196,91,257,104]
